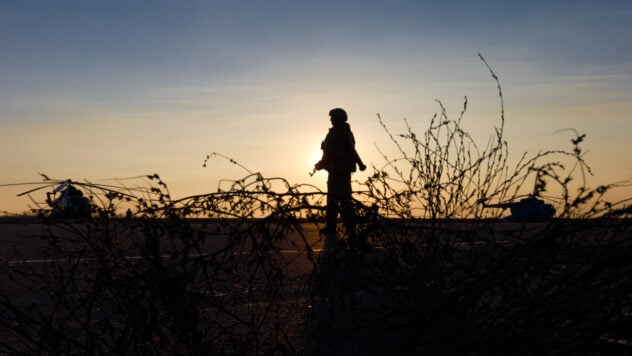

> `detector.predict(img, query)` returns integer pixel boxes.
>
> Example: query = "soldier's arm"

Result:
[347,130,366,171]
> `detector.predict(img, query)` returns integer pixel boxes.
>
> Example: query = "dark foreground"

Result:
[1,217,632,354]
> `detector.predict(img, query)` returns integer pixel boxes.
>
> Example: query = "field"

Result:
[2,216,632,354]
[2,60,631,354]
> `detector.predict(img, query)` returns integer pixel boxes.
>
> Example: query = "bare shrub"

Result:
[1,56,631,354]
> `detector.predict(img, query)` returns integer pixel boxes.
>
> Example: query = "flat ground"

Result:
[1,217,631,354]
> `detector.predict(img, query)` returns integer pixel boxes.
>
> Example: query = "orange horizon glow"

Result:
[1,2,631,214]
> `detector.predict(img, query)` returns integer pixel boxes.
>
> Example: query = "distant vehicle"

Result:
[484,196,556,221]
[46,182,91,218]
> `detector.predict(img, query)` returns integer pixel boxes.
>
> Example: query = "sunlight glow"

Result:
[311,147,323,168]
[1,2,632,213]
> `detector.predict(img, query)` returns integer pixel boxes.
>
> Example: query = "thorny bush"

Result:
[1,56,632,354]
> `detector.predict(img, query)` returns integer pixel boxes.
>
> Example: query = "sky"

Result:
[1,0,632,213]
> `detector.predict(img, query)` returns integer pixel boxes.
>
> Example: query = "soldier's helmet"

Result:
[329,108,347,123]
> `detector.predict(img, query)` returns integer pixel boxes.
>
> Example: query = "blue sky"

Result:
[1,0,631,212]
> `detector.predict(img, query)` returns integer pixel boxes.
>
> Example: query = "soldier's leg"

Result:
[324,192,338,233]
[342,201,356,235]
[322,173,341,233]
[337,172,356,235]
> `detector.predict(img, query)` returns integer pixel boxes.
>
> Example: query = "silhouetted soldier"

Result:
[315,108,366,235]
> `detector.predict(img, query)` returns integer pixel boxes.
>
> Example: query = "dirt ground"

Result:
[2,217,632,354]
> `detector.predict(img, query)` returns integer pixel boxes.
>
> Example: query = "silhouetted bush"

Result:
[1,57,631,354]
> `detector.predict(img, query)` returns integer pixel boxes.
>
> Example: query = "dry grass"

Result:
[1,56,631,354]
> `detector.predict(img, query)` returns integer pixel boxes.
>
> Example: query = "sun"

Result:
[311,147,323,166]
